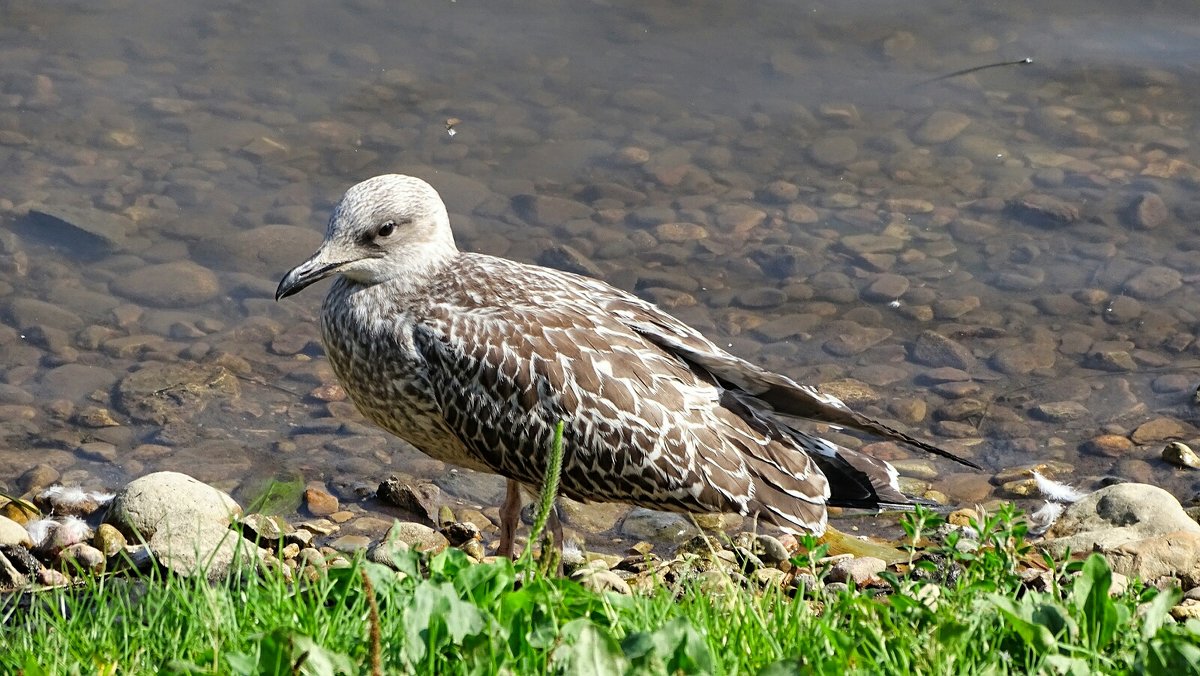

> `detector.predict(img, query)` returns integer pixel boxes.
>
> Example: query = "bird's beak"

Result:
[275,246,349,300]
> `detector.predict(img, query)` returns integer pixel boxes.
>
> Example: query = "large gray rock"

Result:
[1103,532,1200,589]
[148,521,252,580]
[105,472,251,579]
[107,471,242,539]
[1044,483,1200,551]
[1041,483,1200,586]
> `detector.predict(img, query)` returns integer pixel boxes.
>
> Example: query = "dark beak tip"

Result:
[274,278,292,302]
[275,267,305,301]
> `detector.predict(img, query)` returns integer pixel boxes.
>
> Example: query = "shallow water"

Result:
[2,0,1200,548]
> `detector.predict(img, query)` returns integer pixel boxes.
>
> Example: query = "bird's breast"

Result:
[318,284,487,470]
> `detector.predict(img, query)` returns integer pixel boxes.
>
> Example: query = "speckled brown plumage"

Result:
[277,174,978,552]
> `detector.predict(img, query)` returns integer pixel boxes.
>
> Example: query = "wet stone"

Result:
[37,363,118,402]
[93,523,126,557]
[951,135,1009,164]
[735,288,786,309]
[441,521,481,546]
[558,498,624,533]
[827,556,886,585]
[990,345,1055,376]
[1085,349,1137,372]
[934,420,981,438]
[329,535,372,553]
[891,459,939,480]
[241,514,293,542]
[195,224,323,275]
[109,261,220,307]
[914,111,971,144]
[512,194,591,227]
[999,478,1039,498]
[757,180,799,204]
[1131,418,1187,445]
[991,461,1075,485]
[1123,266,1181,300]
[620,508,698,544]
[19,464,61,493]
[822,325,892,357]
[840,234,904,254]
[653,222,707,243]
[76,441,118,463]
[1085,435,1134,457]
[115,362,240,425]
[304,487,339,517]
[1152,375,1193,394]
[861,274,909,301]
[1007,194,1080,226]
[935,398,986,421]
[889,398,927,424]
[383,521,449,554]
[714,205,767,234]
[1126,192,1169,230]
[1034,294,1085,316]
[57,543,105,574]
[803,378,875,411]
[917,367,971,384]
[932,297,980,320]
[1103,296,1143,323]
[6,298,84,331]
[809,136,858,167]
[26,205,132,254]
[435,471,504,507]
[937,473,993,503]
[910,331,977,370]
[1162,442,1200,469]
[1032,401,1089,423]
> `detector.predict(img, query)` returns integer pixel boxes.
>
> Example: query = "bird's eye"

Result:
[377,221,396,238]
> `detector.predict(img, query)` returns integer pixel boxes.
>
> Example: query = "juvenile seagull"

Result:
[276,175,979,557]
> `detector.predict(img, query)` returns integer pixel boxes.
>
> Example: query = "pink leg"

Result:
[497,479,522,559]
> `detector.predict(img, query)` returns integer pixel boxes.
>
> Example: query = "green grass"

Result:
[2,522,1198,675]
[4,430,1198,674]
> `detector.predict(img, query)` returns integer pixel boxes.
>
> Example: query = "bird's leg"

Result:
[497,478,522,559]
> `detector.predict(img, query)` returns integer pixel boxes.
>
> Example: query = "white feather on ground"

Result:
[1026,471,1088,536]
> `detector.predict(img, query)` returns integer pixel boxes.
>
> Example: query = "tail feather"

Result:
[754,374,982,470]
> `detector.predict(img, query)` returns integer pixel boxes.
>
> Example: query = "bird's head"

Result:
[275,174,457,300]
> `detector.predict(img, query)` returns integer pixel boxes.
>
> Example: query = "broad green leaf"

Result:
[1072,554,1117,649]
[626,617,714,675]
[550,619,628,676]
[1140,587,1182,640]
[759,658,805,676]
[288,635,356,676]
[1042,654,1091,676]
[455,556,516,605]
[442,585,486,644]
[1030,602,1076,642]
[990,595,1058,653]
[404,581,440,664]
[229,629,354,676]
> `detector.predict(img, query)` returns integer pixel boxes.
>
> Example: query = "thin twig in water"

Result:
[917,57,1032,86]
